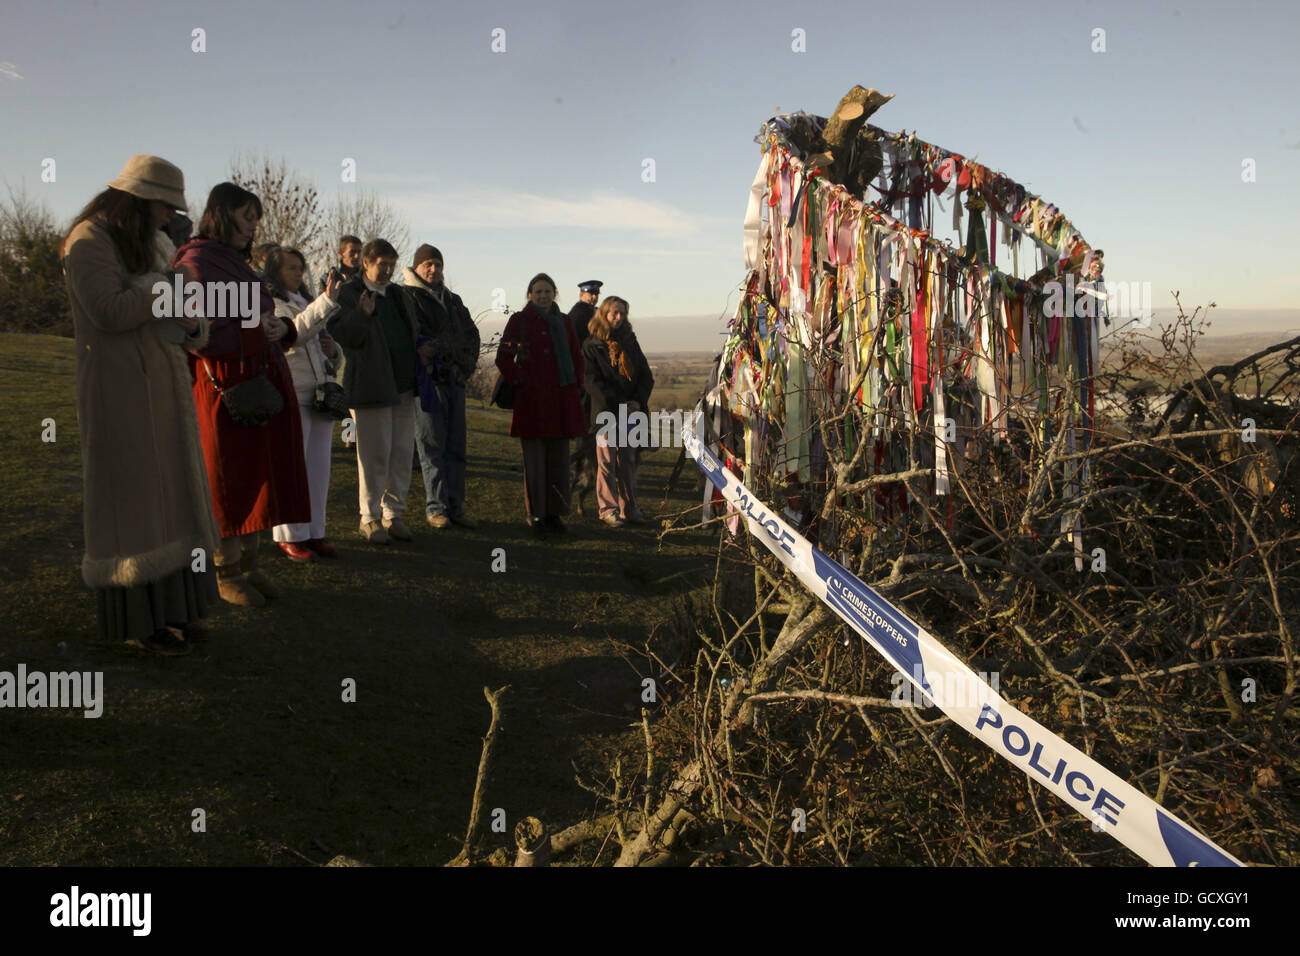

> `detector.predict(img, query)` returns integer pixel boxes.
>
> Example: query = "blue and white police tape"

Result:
[682,413,1242,867]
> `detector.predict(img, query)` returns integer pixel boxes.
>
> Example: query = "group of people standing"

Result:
[63,154,654,655]
[493,278,654,531]
[249,232,481,551]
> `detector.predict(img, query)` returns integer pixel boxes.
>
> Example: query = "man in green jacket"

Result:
[327,239,422,544]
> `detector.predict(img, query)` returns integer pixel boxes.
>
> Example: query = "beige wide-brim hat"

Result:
[106,154,187,211]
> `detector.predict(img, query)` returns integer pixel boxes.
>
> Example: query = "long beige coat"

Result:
[63,218,221,588]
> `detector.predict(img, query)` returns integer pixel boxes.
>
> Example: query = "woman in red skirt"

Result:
[176,183,311,606]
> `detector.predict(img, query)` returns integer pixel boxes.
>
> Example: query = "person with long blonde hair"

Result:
[583,296,654,527]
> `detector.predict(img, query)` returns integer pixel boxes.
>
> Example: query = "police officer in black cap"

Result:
[568,280,602,342]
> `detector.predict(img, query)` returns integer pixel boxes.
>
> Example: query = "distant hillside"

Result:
[475,307,1300,366]
[476,313,727,355]
[1196,309,1300,338]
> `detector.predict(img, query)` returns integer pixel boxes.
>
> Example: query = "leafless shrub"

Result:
[229,152,328,271]
[0,183,70,335]
[322,189,411,271]
[558,300,1297,867]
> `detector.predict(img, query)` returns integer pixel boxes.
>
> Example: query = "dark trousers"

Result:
[414,383,467,517]
[520,437,570,519]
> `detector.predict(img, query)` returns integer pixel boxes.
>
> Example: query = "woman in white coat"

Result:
[267,247,344,560]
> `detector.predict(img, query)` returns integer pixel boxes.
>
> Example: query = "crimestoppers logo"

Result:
[50,886,151,936]
[151,277,263,327]
[0,665,103,718]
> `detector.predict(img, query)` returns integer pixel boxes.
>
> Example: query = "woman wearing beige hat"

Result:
[62,155,222,654]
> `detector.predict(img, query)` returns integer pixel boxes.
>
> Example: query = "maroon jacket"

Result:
[495,302,586,439]
[176,237,311,537]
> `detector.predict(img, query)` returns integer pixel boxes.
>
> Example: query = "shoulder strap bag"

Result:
[201,324,284,428]
[300,316,350,421]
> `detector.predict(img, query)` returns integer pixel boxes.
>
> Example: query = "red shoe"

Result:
[278,541,317,562]
[306,538,338,558]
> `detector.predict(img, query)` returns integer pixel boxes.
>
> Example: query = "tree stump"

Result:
[815,86,893,196]
[513,816,550,867]
[822,86,892,154]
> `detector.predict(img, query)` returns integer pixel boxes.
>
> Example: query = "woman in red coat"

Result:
[494,273,585,534]
[177,182,311,606]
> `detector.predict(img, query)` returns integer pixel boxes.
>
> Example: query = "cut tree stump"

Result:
[821,85,892,196]
[822,86,892,153]
[513,816,551,867]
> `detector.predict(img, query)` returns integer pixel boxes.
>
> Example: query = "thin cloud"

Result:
[589,238,732,256]
[396,188,707,237]
[0,62,22,80]
[355,171,447,187]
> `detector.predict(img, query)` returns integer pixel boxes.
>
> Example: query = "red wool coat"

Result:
[495,303,587,439]
[175,238,311,537]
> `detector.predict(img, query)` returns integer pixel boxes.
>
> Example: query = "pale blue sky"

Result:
[2,0,1297,350]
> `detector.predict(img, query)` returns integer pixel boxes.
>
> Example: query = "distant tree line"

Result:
[0,153,411,337]
[0,184,69,335]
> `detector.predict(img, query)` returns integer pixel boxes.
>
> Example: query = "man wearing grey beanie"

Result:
[402,244,481,528]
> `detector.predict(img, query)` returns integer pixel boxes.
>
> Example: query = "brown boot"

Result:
[216,564,265,607]
[240,550,279,600]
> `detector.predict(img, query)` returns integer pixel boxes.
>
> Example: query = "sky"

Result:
[2,0,1298,351]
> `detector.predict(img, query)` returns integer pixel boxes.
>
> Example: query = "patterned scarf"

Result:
[534,303,576,387]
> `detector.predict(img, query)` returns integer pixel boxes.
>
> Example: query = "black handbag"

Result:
[314,380,350,420]
[201,333,284,428]
[303,333,349,420]
[491,372,514,409]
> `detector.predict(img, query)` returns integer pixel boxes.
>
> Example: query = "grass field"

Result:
[644,353,716,412]
[0,333,718,866]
